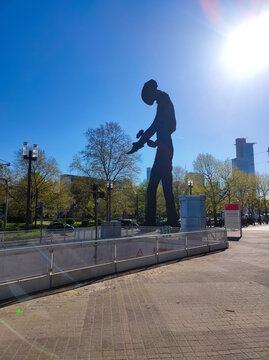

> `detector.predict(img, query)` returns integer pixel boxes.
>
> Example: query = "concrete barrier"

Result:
[51,262,115,287]
[0,246,50,283]
[0,275,50,301]
[116,255,157,273]
[158,249,188,263]
[0,229,228,301]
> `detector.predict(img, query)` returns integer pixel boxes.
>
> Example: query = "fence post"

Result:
[49,247,53,288]
[94,240,97,265]
[156,236,159,264]
[224,229,228,243]
[113,240,117,273]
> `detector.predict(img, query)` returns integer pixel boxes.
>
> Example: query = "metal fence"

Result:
[0,228,227,286]
[0,227,100,247]
[0,226,180,248]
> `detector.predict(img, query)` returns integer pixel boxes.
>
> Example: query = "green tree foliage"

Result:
[136,180,147,223]
[256,173,269,220]
[231,168,252,215]
[69,176,107,219]
[48,182,73,218]
[0,165,11,208]
[111,180,136,218]
[218,159,238,204]
[156,185,166,220]
[172,166,185,216]
[7,149,72,223]
[193,153,269,223]
[70,176,95,218]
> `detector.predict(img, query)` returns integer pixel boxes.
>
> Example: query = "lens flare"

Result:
[199,0,222,25]
[224,11,269,75]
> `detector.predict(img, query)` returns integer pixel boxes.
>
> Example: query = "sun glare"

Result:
[224,11,269,75]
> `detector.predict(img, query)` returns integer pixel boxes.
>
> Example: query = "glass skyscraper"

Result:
[232,138,255,174]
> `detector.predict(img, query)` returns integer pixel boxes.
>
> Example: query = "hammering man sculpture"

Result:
[127,80,178,226]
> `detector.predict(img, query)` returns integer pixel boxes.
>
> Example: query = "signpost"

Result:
[224,203,242,239]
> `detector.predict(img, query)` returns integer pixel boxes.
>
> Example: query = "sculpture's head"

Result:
[141,79,158,105]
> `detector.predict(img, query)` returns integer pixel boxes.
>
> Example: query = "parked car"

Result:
[46,222,74,234]
[118,219,139,227]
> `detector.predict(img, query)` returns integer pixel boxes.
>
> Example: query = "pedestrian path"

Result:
[243,224,269,231]
[0,227,269,359]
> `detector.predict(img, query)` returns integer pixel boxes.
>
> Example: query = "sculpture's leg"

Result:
[145,163,161,226]
[162,165,178,227]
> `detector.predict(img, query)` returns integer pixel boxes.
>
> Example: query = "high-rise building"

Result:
[60,174,77,188]
[232,138,255,174]
[146,167,151,180]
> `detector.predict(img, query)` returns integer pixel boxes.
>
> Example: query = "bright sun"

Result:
[224,11,269,75]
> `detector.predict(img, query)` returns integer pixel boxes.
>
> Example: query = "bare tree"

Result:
[70,122,140,183]
[218,159,238,203]
[193,153,222,226]
[70,122,140,220]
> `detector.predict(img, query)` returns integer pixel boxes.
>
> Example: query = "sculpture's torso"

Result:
[155,91,176,152]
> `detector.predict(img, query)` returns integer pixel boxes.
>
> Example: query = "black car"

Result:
[119,219,139,227]
[46,222,74,234]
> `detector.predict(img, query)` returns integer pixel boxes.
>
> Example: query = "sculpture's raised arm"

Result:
[127,119,157,154]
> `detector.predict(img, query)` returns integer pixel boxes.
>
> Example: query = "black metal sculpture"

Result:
[127,80,178,226]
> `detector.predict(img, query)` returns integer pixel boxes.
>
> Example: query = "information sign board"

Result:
[224,203,242,238]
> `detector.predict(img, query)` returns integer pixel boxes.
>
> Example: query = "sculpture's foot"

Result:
[166,220,180,227]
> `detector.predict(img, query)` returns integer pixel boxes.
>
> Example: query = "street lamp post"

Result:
[35,187,39,228]
[107,180,113,222]
[23,142,38,230]
[0,178,8,231]
[92,184,105,240]
[92,184,99,240]
[188,179,193,195]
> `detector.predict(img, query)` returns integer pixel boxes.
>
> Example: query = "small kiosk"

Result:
[179,195,206,232]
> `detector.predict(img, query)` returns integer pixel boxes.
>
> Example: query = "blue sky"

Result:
[1,0,269,181]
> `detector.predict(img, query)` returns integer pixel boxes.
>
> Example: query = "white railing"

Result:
[0,226,179,247]
[0,229,227,286]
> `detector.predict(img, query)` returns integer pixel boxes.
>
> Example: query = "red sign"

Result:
[224,204,240,211]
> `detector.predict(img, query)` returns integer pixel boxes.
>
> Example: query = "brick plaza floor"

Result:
[0,225,269,360]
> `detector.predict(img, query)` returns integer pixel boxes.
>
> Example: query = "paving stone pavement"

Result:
[0,226,269,360]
